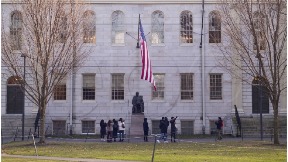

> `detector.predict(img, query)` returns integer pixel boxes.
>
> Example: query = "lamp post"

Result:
[21,53,26,141]
[256,54,263,141]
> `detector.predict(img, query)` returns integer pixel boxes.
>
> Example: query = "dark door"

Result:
[7,85,24,114]
[252,84,269,114]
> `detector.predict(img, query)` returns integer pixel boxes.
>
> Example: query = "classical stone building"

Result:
[1,0,286,137]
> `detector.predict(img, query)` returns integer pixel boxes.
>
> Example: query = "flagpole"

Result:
[136,14,140,48]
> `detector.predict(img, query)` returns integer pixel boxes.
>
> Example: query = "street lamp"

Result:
[21,53,26,141]
[256,54,263,140]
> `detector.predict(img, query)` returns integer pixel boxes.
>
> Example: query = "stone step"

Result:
[130,114,144,135]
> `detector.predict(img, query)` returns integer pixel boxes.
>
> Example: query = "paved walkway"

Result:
[2,153,138,162]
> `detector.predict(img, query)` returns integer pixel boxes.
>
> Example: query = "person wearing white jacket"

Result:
[118,118,125,142]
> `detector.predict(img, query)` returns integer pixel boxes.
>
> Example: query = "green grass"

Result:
[2,141,286,162]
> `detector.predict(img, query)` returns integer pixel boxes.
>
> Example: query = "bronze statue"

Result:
[132,92,144,113]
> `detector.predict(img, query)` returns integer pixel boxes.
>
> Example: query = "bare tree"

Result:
[218,0,286,144]
[2,0,89,143]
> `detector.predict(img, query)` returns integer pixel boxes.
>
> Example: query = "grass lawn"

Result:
[2,140,286,162]
[1,157,62,162]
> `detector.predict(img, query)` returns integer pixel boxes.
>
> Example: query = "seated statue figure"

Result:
[132,92,144,113]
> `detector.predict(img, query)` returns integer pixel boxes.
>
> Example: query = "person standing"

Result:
[170,116,178,142]
[112,119,119,142]
[106,120,113,142]
[164,117,169,143]
[215,117,223,140]
[157,117,166,143]
[118,118,125,142]
[100,119,107,141]
[143,118,149,142]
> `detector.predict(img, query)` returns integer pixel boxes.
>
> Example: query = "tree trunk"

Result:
[273,101,280,145]
[39,100,46,143]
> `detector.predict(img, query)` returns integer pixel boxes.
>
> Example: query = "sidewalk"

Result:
[2,153,138,162]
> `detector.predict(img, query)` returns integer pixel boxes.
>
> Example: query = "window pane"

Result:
[82,121,95,133]
[53,120,66,135]
[180,11,193,44]
[152,74,164,100]
[181,120,194,135]
[181,73,193,100]
[209,11,221,43]
[10,11,22,50]
[151,11,164,44]
[54,85,66,100]
[83,74,95,100]
[112,74,124,100]
[112,11,125,44]
[210,74,222,100]
[83,11,96,43]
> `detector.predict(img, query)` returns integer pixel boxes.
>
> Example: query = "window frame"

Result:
[54,77,67,101]
[253,11,266,51]
[209,74,222,100]
[180,73,193,100]
[82,74,96,100]
[10,10,22,50]
[180,10,193,44]
[82,120,95,134]
[111,10,125,45]
[152,74,165,100]
[83,10,96,44]
[151,10,164,44]
[111,73,125,100]
[209,11,221,43]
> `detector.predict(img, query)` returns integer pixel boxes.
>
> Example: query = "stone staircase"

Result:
[130,114,144,136]
[233,115,287,138]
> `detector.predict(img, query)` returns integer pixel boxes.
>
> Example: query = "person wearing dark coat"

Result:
[215,117,223,140]
[157,117,168,143]
[112,120,119,142]
[143,118,149,142]
[170,116,178,142]
[100,119,107,141]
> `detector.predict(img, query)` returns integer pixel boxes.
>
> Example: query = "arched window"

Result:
[10,10,22,50]
[7,76,24,114]
[209,11,221,43]
[59,11,68,43]
[180,11,193,44]
[112,10,125,44]
[253,12,265,50]
[151,10,164,44]
[83,10,96,43]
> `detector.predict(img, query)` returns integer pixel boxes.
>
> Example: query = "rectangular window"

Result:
[53,120,66,135]
[210,74,222,100]
[152,74,165,100]
[54,83,66,100]
[82,121,95,133]
[181,120,194,135]
[112,74,124,100]
[83,74,95,100]
[151,120,161,134]
[181,73,193,100]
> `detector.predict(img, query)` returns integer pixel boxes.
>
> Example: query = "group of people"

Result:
[100,118,125,142]
[155,116,178,143]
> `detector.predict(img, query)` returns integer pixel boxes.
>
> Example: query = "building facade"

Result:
[1,0,287,137]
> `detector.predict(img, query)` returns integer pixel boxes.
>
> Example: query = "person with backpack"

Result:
[215,117,223,140]
[157,117,168,143]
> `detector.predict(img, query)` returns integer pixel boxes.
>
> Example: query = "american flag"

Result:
[139,19,157,91]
